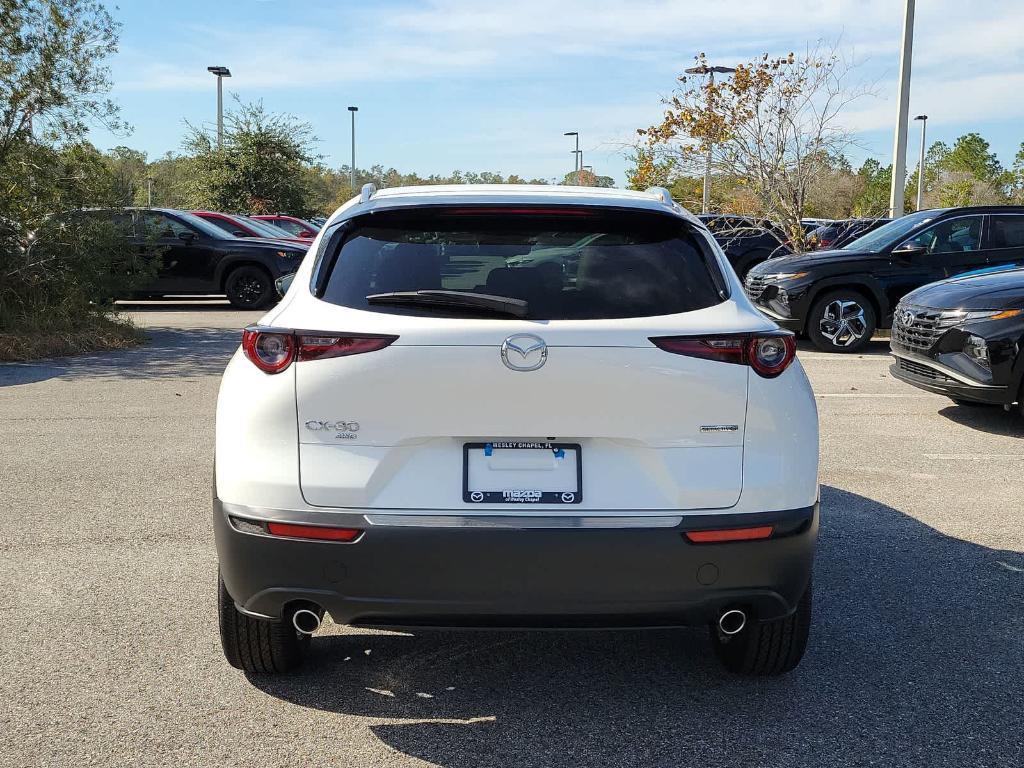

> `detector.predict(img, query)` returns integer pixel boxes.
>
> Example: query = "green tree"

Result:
[851,159,892,217]
[0,1,154,357]
[182,99,318,215]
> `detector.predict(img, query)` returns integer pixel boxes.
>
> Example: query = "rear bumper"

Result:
[215,499,818,629]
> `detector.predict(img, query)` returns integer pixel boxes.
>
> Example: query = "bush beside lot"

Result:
[0,312,143,362]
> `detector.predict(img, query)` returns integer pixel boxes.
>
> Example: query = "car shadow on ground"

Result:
[248,485,1024,767]
[937,404,1024,438]
[0,326,241,387]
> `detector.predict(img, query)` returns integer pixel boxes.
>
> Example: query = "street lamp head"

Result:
[207,66,231,77]
[686,65,735,75]
[348,106,358,112]
[563,131,578,137]
[914,114,928,121]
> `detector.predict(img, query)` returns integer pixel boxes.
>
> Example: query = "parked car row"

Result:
[45,207,322,309]
[739,205,1024,416]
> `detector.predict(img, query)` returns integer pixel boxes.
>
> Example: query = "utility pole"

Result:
[206,66,231,150]
[146,177,153,207]
[888,0,916,218]
[914,114,928,211]
[348,106,358,193]
[564,132,579,184]
[685,63,736,214]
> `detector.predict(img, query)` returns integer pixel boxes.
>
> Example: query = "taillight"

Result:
[242,329,295,374]
[297,334,397,361]
[242,326,397,374]
[816,239,833,250]
[748,335,796,378]
[650,333,796,378]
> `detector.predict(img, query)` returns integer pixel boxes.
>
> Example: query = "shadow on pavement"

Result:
[248,485,1024,767]
[0,327,241,387]
[936,404,1024,438]
[796,338,892,357]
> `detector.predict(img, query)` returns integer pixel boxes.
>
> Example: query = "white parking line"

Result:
[815,393,936,398]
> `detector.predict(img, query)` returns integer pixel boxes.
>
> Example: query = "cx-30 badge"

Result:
[500,334,548,372]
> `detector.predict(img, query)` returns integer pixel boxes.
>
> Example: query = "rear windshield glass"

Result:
[317,207,726,319]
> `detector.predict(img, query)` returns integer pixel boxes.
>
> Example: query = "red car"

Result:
[252,214,320,239]
[192,211,309,246]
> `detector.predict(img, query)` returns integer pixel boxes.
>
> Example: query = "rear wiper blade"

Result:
[366,290,528,318]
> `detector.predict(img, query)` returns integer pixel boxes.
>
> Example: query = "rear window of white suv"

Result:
[315,206,727,320]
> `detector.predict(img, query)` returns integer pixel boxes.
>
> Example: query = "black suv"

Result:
[698,214,789,279]
[890,267,1024,412]
[745,206,1024,352]
[66,208,309,309]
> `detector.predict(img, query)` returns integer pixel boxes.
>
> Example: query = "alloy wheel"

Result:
[818,299,868,347]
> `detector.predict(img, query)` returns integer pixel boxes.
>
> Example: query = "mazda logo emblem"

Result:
[500,334,548,372]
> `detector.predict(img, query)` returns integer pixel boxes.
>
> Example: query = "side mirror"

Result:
[299,231,314,238]
[177,230,196,243]
[892,243,926,258]
[275,273,295,298]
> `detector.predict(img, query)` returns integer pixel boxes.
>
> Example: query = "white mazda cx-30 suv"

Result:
[215,184,819,676]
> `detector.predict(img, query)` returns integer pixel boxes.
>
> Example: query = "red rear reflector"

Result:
[685,526,773,543]
[266,522,362,542]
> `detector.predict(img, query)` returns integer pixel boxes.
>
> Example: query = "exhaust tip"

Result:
[292,608,322,635]
[718,609,747,636]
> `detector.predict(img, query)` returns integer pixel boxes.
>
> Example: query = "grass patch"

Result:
[0,313,145,362]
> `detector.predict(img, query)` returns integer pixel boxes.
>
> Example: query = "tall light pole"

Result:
[206,66,231,150]
[564,131,579,184]
[146,177,153,207]
[348,106,358,193]
[888,0,916,218]
[914,114,928,211]
[685,64,736,214]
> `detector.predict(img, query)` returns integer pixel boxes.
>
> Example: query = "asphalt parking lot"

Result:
[2,303,1022,768]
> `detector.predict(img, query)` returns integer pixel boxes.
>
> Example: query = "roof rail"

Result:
[359,183,377,204]
[645,186,674,207]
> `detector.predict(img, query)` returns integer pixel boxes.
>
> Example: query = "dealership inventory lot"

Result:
[1,306,1022,768]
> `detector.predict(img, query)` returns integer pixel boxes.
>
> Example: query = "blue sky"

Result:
[90,0,1024,186]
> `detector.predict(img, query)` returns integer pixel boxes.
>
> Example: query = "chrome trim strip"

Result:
[363,514,684,529]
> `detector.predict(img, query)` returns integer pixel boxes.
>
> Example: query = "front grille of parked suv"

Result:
[891,304,963,353]
[745,274,767,301]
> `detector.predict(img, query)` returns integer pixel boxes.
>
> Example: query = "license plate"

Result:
[463,441,582,504]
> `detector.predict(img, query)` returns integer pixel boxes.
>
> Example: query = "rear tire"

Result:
[218,570,309,674]
[807,290,876,353]
[711,577,812,676]
[224,265,274,310]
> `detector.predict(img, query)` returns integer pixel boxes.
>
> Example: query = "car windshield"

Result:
[239,216,295,239]
[841,210,939,252]
[173,210,232,239]
[318,207,727,320]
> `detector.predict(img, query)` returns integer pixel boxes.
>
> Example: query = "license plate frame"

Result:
[462,441,583,504]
